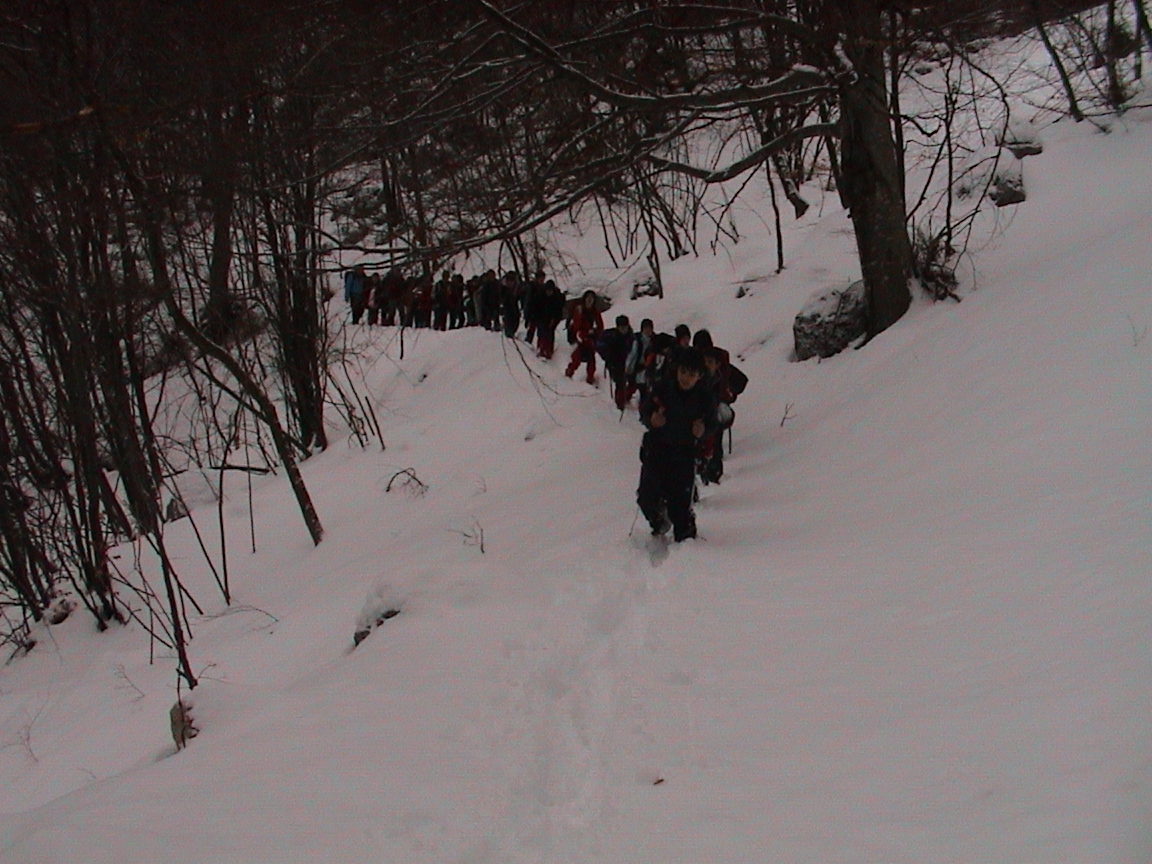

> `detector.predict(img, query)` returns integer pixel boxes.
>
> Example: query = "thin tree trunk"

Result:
[1136,0,1152,55]
[1105,0,1126,107]
[1034,3,1085,121]
[819,102,847,210]
[888,8,907,207]
[642,189,664,298]
[766,162,785,273]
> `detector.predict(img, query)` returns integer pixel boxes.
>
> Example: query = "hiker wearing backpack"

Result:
[500,271,521,338]
[643,331,679,391]
[343,264,368,324]
[479,270,500,331]
[598,314,635,410]
[692,328,749,484]
[377,268,404,326]
[522,270,546,345]
[697,347,738,485]
[448,274,467,329]
[432,273,451,331]
[535,279,566,359]
[565,290,604,384]
[364,272,382,326]
[624,318,655,406]
[637,346,716,542]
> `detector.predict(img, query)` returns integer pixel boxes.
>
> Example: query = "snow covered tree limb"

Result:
[474,0,836,111]
[644,121,839,184]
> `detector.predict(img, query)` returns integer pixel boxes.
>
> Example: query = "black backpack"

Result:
[727,364,749,401]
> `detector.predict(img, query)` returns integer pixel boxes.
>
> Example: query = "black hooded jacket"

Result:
[639,376,716,456]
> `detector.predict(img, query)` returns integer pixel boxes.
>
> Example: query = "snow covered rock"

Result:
[793,280,867,361]
[630,272,662,299]
[989,159,1026,206]
[46,595,76,625]
[353,583,404,647]
[165,497,189,522]
[353,608,399,647]
[1001,120,1044,159]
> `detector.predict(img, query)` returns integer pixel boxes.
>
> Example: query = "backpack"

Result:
[595,328,611,359]
[727,364,749,401]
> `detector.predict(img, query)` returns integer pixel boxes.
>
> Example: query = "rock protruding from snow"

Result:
[165,497,189,522]
[990,159,1026,206]
[353,582,404,647]
[353,608,399,647]
[793,280,867,361]
[630,272,661,299]
[1002,121,1044,159]
[46,595,76,625]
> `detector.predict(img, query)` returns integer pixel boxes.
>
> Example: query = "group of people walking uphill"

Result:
[342,264,568,357]
[590,314,747,543]
[559,305,748,546]
[343,263,747,546]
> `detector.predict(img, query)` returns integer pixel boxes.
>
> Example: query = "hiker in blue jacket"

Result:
[343,264,368,324]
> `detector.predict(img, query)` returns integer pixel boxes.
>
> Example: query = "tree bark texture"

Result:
[836,0,913,338]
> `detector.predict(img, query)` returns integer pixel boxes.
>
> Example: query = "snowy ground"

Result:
[1,104,1151,863]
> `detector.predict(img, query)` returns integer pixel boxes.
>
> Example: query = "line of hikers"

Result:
[343,265,748,544]
[342,264,570,359]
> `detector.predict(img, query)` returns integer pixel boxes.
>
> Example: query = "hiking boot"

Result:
[650,514,671,537]
[673,519,697,542]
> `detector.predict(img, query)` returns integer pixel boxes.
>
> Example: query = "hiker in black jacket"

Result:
[598,314,635,410]
[637,347,716,542]
[499,271,521,338]
[534,279,566,359]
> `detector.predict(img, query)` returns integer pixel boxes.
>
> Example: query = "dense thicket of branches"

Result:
[0,0,1144,685]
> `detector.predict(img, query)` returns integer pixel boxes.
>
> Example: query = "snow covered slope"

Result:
[1,108,1151,864]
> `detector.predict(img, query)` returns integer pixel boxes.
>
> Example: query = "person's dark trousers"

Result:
[637,445,697,540]
[350,294,367,324]
[503,311,520,339]
[607,363,628,408]
[537,323,557,359]
[614,378,635,411]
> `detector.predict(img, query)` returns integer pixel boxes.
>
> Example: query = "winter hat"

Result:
[674,346,705,374]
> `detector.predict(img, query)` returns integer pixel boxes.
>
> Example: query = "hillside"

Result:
[1,105,1151,863]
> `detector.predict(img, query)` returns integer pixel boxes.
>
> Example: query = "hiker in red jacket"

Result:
[565,290,604,384]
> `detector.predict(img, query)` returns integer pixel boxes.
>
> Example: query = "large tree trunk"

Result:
[836,0,913,338]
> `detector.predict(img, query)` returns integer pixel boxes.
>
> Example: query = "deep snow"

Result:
[1,105,1151,863]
